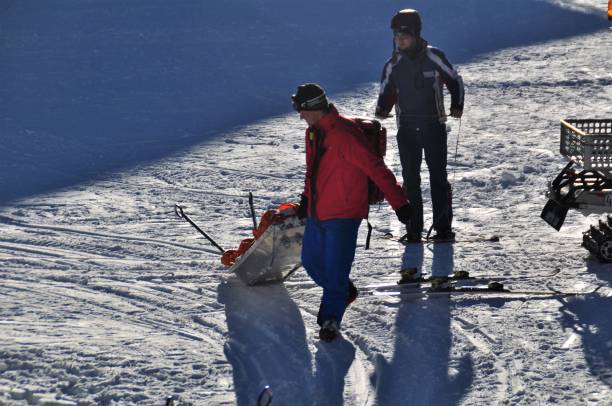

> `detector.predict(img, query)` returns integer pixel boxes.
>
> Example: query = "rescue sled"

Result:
[541,118,612,261]
[223,205,304,286]
[175,201,304,285]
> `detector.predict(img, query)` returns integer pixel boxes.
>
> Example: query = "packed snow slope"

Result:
[1,0,611,405]
[0,0,607,204]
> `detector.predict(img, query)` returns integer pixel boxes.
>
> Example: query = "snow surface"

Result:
[1,0,611,405]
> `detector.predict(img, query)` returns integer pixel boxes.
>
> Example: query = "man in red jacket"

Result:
[293,83,411,342]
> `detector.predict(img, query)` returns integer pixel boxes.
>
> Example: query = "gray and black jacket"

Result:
[376,39,464,128]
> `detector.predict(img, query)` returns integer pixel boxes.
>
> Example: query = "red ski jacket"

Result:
[302,105,408,221]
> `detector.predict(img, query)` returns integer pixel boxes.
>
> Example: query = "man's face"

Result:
[394,32,415,51]
[299,110,324,126]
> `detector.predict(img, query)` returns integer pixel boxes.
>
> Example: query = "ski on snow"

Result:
[361,269,562,293]
[359,269,603,299]
[368,284,602,300]
[382,232,500,245]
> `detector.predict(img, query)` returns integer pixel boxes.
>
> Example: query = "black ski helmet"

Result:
[391,9,422,37]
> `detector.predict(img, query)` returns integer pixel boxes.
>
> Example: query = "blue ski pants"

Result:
[301,217,361,326]
[397,123,453,234]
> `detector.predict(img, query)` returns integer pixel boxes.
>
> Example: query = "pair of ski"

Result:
[383,232,500,245]
[360,270,602,299]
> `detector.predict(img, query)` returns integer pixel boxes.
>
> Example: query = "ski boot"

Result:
[429,276,452,291]
[398,267,420,284]
[398,231,422,243]
[319,319,340,342]
[452,270,470,280]
[430,229,455,242]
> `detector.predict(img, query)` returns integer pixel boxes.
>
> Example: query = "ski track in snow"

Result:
[2,4,612,406]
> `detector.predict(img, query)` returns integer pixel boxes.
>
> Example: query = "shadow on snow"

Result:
[373,242,474,404]
[218,279,357,405]
[559,260,612,389]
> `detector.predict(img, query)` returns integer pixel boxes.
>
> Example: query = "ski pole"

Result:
[425,117,462,241]
[174,204,225,254]
[248,192,258,231]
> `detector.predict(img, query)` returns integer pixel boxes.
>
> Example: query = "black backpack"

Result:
[352,118,387,205]
[352,118,390,250]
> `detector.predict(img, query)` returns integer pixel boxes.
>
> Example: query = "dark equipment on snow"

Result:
[257,385,273,406]
[174,204,225,253]
[541,118,612,261]
[582,215,612,262]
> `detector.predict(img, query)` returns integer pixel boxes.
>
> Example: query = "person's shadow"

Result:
[218,279,315,405]
[312,338,356,405]
[557,260,612,390]
[374,242,473,405]
[218,278,357,405]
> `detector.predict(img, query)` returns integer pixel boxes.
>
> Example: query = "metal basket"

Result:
[560,119,612,170]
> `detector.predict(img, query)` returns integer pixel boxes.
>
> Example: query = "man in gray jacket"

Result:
[376,9,464,242]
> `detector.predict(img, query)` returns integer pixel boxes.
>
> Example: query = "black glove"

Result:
[297,194,308,219]
[395,203,412,225]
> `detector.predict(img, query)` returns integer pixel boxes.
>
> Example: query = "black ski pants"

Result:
[397,123,453,234]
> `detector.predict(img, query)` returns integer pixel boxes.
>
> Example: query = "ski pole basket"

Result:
[560,119,612,171]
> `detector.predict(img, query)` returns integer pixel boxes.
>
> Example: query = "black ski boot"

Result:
[431,229,455,242]
[398,267,420,284]
[399,231,422,243]
[430,276,452,291]
[319,319,340,342]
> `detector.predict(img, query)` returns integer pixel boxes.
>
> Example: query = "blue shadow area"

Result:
[374,299,474,405]
[217,280,314,405]
[218,278,357,404]
[376,243,473,404]
[563,261,612,389]
[0,0,607,204]
[558,294,612,389]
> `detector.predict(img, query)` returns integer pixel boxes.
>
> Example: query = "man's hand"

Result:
[450,107,463,119]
